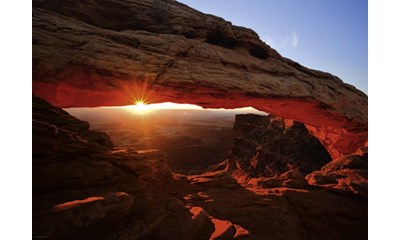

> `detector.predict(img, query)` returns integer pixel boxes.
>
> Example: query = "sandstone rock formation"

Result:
[33,96,367,239]
[306,153,368,197]
[229,114,331,179]
[33,96,170,238]
[32,0,367,158]
[33,96,257,239]
[248,169,310,189]
[180,169,367,240]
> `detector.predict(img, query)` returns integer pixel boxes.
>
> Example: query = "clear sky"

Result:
[178,0,368,94]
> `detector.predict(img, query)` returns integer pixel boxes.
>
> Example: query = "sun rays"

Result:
[130,99,152,114]
[127,100,203,115]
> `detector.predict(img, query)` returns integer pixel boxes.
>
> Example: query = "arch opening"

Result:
[34,80,367,160]
[32,0,368,238]
[65,102,332,178]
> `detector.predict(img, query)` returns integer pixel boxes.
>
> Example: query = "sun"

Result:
[124,100,204,115]
[130,100,151,114]
[134,100,147,111]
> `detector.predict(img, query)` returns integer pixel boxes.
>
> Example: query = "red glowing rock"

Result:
[32,0,367,158]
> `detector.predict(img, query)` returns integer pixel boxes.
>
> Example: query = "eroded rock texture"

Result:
[33,96,169,238]
[181,169,367,240]
[33,96,259,239]
[306,152,368,197]
[228,114,331,179]
[33,96,367,239]
[32,0,367,158]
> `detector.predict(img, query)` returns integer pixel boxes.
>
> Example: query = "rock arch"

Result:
[32,0,367,159]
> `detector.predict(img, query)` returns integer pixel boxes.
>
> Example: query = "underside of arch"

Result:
[32,0,368,159]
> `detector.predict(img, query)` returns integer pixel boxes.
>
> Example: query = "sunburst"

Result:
[130,99,151,114]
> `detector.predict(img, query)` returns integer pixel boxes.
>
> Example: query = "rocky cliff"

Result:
[229,114,332,179]
[32,0,367,158]
[34,96,249,239]
[33,96,367,239]
[32,0,368,238]
[227,113,367,198]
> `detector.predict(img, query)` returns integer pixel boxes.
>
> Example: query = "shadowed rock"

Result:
[32,96,367,239]
[33,96,171,239]
[229,114,331,178]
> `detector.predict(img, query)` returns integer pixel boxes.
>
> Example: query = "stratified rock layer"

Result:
[32,0,367,158]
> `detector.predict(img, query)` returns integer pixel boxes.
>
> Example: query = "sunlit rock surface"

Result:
[306,153,368,197]
[33,96,367,239]
[180,169,367,240]
[32,0,367,158]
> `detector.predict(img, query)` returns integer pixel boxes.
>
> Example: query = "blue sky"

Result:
[178,0,368,94]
